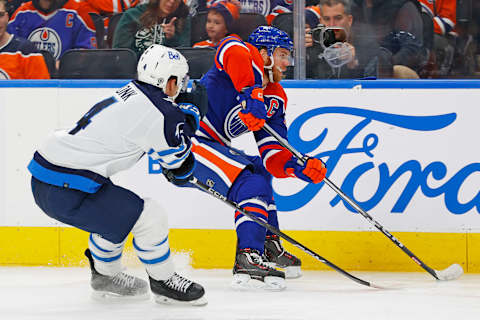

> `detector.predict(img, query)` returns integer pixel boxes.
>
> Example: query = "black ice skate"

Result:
[84,249,149,301]
[232,248,286,291]
[263,234,302,278]
[149,272,207,306]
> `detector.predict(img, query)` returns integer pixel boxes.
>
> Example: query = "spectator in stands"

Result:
[192,0,239,48]
[7,0,96,63]
[113,0,191,59]
[6,0,26,16]
[351,0,425,78]
[305,0,380,79]
[304,5,322,47]
[418,0,456,77]
[0,0,50,79]
[82,0,142,16]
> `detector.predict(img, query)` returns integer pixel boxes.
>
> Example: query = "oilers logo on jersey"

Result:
[239,0,270,16]
[224,104,248,139]
[28,28,62,59]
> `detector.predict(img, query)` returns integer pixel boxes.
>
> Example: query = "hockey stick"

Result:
[189,176,384,289]
[262,123,463,281]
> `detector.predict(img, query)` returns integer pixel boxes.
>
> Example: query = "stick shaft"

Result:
[190,177,377,288]
[262,123,440,280]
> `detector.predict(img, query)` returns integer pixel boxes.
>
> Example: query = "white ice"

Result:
[1,262,479,320]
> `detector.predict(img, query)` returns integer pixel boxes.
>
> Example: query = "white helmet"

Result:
[137,44,189,98]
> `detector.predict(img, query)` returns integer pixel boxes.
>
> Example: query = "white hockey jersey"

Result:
[28,81,194,193]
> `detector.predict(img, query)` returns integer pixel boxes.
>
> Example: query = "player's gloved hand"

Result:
[162,153,196,186]
[179,103,200,132]
[284,156,327,184]
[237,86,266,131]
[176,80,208,119]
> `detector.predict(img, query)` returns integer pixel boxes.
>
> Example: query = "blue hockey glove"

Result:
[237,86,266,131]
[162,153,196,186]
[284,156,327,184]
[179,103,200,132]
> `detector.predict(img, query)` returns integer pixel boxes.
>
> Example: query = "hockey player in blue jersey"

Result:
[169,26,327,290]
[27,44,208,306]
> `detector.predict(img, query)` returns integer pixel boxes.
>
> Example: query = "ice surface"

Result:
[1,266,479,320]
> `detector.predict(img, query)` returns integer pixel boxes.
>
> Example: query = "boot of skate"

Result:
[149,272,207,306]
[263,234,302,278]
[232,248,286,291]
[85,249,149,300]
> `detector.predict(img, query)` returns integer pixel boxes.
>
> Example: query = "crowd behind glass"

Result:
[1,0,479,80]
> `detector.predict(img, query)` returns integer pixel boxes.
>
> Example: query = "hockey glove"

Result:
[179,103,201,132]
[176,81,208,119]
[237,86,266,131]
[284,156,327,184]
[162,153,196,186]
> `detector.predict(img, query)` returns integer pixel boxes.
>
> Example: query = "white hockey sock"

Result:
[131,198,174,281]
[88,233,125,276]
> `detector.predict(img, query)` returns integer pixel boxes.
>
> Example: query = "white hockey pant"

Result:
[88,198,174,280]
[131,198,174,280]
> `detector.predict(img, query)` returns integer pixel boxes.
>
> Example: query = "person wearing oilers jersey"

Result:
[27,44,208,306]
[7,0,96,61]
[168,26,327,290]
[0,0,50,79]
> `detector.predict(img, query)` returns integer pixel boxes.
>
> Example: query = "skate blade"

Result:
[265,263,302,279]
[153,294,208,306]
[91,290,150,302]
[231,273,286,291]
[284,266,302,279]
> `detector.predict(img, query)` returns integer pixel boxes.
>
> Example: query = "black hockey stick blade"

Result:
[261,123,463,281]
[189,177,385,289]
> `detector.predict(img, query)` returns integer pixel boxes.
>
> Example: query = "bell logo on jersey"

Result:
[28,28,62,60]
[168,51,180,60]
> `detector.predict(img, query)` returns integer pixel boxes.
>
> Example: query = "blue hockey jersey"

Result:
[7,0,96,60]
[198,35,292,179]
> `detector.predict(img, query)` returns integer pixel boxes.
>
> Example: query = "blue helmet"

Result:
[247,26,294,56]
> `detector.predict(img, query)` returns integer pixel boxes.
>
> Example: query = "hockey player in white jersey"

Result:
[27,44,208,306]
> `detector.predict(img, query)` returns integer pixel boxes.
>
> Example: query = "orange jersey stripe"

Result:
[192,143,243,183]
[235,206,268,219]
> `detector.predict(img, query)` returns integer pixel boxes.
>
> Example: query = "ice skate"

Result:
[149,272,207,306]
[263,234,302,279]
[84,249,150,301]
[232,248,286,291]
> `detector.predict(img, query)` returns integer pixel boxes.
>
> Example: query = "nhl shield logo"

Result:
[28,28,62,59]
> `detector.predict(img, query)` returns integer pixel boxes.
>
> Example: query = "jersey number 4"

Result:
[69,97,117,135]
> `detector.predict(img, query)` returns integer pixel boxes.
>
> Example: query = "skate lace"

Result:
[249,251,273,269]
[112,272,136,288]
[164,273,192,293]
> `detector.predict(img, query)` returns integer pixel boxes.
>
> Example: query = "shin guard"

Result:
[131,198,174,281]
